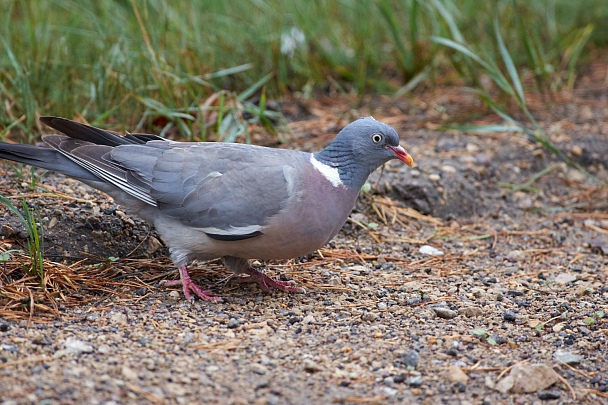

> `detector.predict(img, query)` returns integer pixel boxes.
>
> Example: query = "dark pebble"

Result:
[507,290,524,297]
[571,267,583,273]
[452,381,466,393]
[288,317,301,325]
[227,319,240,329]
[503,310,517,322]
[445,348,458,356]
[135,288,147,296]
[0,324,8,332]
[402,350,420,369]
[538,390,561,400]
[393,375,405,384]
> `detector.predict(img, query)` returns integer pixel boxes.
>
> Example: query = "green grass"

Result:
[0,195,45,287]
[1,0,607,142]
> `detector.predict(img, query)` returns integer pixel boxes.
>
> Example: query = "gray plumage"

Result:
[0,116,414,301]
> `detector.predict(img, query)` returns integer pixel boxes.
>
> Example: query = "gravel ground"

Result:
[1,73,608,404]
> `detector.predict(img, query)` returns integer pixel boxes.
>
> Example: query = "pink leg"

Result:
[237,267,306,294]
[160,265,222,302]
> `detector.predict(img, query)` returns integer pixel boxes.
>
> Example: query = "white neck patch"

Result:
[310,155,343,187]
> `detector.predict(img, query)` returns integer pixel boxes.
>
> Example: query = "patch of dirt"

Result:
[1,71,608,404]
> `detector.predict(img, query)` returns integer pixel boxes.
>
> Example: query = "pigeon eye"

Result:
[371,134,383,144]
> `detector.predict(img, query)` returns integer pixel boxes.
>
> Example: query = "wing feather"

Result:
[39,117,308,240]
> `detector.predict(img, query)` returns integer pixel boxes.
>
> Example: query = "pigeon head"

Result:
[313,117,414,189]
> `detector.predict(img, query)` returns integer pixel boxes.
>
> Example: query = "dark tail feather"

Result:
[0,142,98,181]
[39,117,145,146]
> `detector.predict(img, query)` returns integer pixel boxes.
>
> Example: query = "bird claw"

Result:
[237,267,306,294]
[160,265,222,302]
[161,264,304,301]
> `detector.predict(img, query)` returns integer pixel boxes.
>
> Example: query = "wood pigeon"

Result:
[0,116,414,301]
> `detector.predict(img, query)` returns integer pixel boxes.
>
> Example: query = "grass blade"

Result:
[495,19,526,105]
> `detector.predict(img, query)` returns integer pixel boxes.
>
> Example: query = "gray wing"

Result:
[110,143,305,241]
[37,117,304,241]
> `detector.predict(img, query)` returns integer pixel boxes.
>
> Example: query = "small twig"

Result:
[556,373,576,401]
[462,367,503,373]
[193,339,243,351]
[585,223,608,235]
[0,356,49,369]
[347,217,381,244]
[556,359,591,378]
[410,297,458,307]
[568,253,587,265]
[336,396,388,404]
[124,381,165,405]
[496,358,531,381]
[483,225,498,250]
[586,389,608,398]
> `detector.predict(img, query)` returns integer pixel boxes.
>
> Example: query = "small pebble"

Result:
[32,335,46,345]
[453,381,466,392]
[458,307,483,317]
[419,245,444,256]
[441,164,456,174]
[393,375,406,384]
[377,302,387,311]
[383,387,398,397]
[553,349,583,365]
[503,310,517,322]
[303,359,323,373]
[62,337,93,354]
[361,312,379,322]
[402,350,420,369]
[407,376,423,386]
[538,390,561,400]
[302,314,315,324]
[227,319,240,329]
[554,273,577,284]
[433,307,458,319]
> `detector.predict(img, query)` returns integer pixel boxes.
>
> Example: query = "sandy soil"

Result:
[1,71,607,404]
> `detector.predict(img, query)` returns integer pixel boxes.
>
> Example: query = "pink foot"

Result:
[160,265,222,302]
[235,267,306,294]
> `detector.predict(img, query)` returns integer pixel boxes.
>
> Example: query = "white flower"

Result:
[281,27,306,57]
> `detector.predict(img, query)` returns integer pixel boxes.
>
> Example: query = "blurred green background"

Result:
[1,0,606,141]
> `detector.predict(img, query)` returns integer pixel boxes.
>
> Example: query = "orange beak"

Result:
[388,145,415,167]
